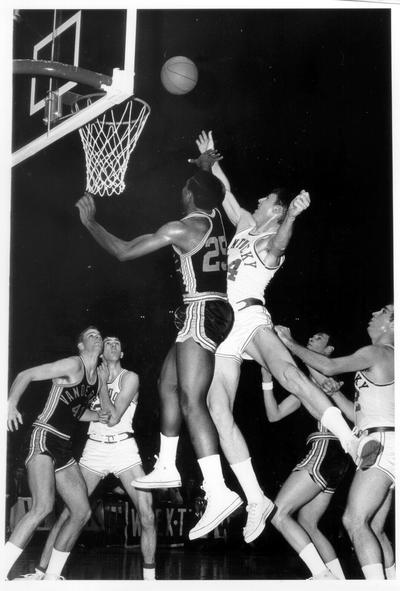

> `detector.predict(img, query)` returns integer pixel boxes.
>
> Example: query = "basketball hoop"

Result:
[73,96,150,197]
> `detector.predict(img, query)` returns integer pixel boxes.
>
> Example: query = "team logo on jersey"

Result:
[229,238,257,268]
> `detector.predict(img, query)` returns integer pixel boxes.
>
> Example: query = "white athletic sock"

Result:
[198,454,225,491]
[157,433,179,466]
[298,543,327,577]
[5,541,24,574]
[143,563,156,580]
[361,563,385,579]
[385,563,396,579]
[320,406,353,451]
[326,557,345,579]
[45,548,70,577]
[230,457,264,504]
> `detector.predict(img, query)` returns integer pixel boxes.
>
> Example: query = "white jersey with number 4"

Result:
[226,226,284,305]
[88,369,137,436]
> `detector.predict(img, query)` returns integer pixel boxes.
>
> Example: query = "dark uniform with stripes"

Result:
[25,357,99,472]
[293,421,350,493]
[173,209,234,352]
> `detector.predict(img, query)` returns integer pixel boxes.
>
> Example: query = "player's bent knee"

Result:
[30,500,54,522]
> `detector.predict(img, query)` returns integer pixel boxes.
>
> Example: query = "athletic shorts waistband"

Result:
[183,292,228,303]
[88,432,134,444]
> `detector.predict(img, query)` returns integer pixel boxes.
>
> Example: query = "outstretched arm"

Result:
[275,326,377,376]
[266,191,310,263]
[76,193,187,260]
[261,366,301,421]
[190,131,251,227]
[7,357,81,431]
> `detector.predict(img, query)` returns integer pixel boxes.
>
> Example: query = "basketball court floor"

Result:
[8,535,363,581]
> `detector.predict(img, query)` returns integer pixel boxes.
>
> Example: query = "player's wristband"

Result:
[262,381,273,391]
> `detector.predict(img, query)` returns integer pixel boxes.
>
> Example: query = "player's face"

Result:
[102,337,122,362]
[307,332,331,354]
[80,328,103,353]
[367,304,394,337]
[253,192,279,220]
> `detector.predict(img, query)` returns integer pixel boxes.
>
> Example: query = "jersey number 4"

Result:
[203,236,227,272]
[227,258,242,281]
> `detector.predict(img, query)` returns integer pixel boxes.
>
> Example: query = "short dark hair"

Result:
[187,170,225,210]
[77,326,99,346]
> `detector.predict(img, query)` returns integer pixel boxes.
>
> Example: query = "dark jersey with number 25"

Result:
[172,209,228,303]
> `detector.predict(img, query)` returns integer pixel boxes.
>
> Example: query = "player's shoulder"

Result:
[53,355,84,384]
[121,369,139,386]
[235,210,255,233]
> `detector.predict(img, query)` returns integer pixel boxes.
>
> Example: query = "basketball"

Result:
[161,56,198,95]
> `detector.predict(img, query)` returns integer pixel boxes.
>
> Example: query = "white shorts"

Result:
[216,304,273,363]
[357,431,395,484]
[79,436,142,478]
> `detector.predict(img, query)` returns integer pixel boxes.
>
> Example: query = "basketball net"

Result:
[77,97,150,197]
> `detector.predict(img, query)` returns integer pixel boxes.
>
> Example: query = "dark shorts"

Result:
[25,425,76,472]
[293,434,350,494]
[174,299,234,353]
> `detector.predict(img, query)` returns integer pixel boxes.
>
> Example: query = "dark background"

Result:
[7,7,394,567]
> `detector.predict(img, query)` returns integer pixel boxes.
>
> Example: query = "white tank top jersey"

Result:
[226,225,285,304]
[354,345,394,430]
[88,369,137,436]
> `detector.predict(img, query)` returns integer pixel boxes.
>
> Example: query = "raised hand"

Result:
[195,130,215,154]
[76,192,97,226]
[8,402,23,432]
[274,325,293,344]
[288,190,310,218]
[188,149,223,171]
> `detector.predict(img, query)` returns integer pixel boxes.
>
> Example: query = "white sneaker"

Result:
[131,459,182,489]
[243,494,276,543]
[43,574,65,580]
[357,436,382,471]
[13,570,45,580]
[189,486,243,540]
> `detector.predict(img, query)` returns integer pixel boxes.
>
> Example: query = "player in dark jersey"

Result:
[75,159,240,541]
[263,332,349,580]
[5,326,109,580]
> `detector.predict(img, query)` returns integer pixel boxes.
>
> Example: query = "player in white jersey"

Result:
[263,332,349,580]
[189,132,367,554]
[276,304,395,580]
[23,336,157,581]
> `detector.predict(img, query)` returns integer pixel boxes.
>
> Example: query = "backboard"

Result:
[12,9,137,166]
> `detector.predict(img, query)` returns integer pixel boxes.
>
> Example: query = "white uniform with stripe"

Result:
[80,369,142,477]
[353,344,395,482]
[216,225,284,362]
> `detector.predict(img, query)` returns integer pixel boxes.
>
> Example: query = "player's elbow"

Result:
[107,416,120,427]
[267,414,280,423]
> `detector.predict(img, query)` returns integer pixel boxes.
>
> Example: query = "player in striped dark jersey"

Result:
[263,332,349,580]
[5,327,109,580]
[76,160,241,541]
